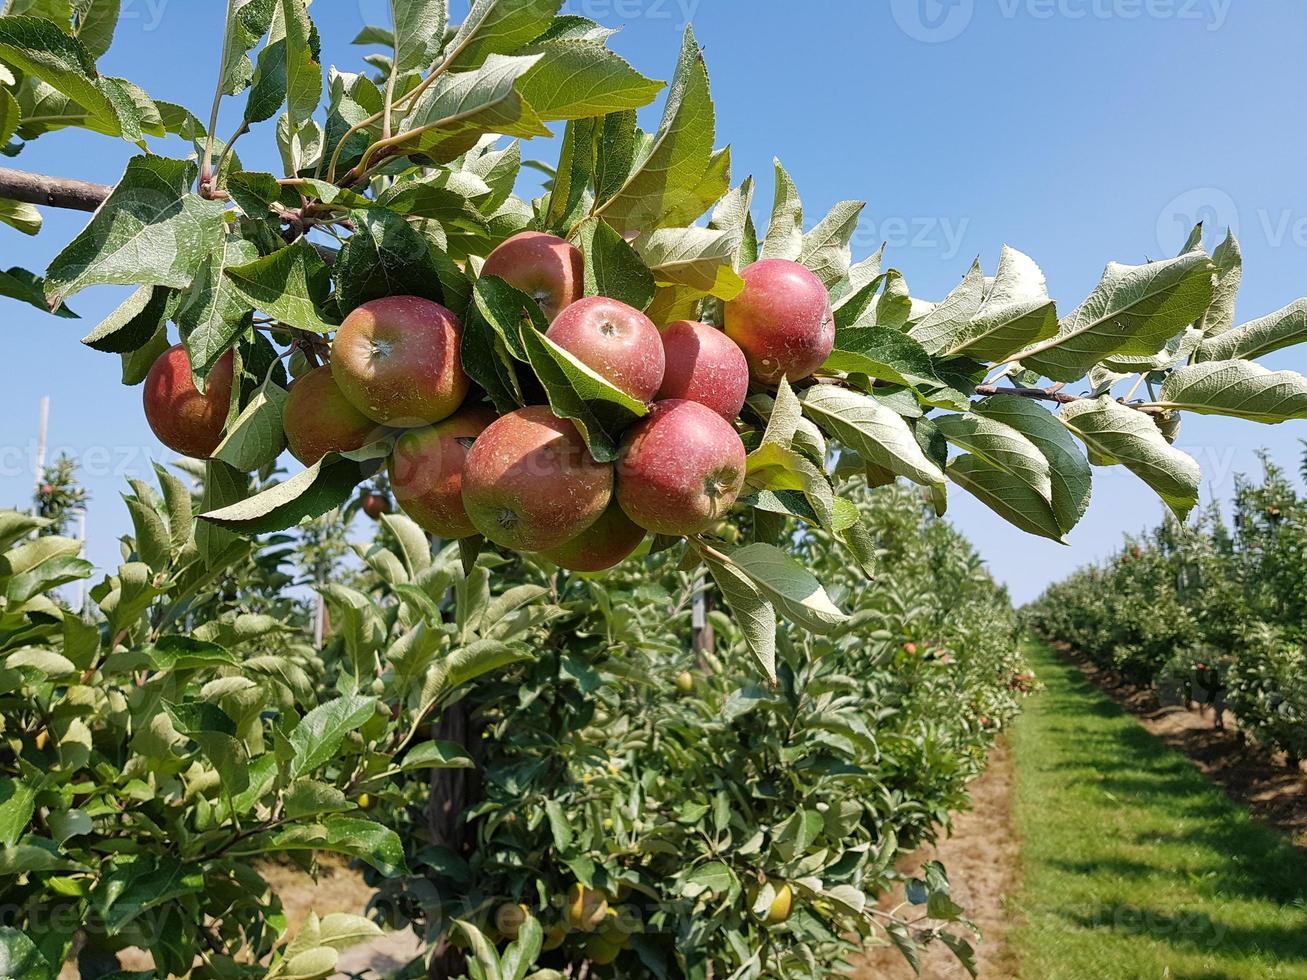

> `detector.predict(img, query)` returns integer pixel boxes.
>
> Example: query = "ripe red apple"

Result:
[724,259,834,384]
[539,499,646,572]
[546,297,665,403]
[360,491,392,520]
[331,296,469,427]
[481,231,584,321]
[143,344,234,459]
[657,320,749,420]
[283,365,380,465]
[462,406,612,552]
[616,400,746,536]
[389,405,498,539]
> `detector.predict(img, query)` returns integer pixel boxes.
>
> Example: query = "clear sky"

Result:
[3,0,1306,603]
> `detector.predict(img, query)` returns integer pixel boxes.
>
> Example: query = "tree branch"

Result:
[0,167,112,212]
[973,384,1083,405]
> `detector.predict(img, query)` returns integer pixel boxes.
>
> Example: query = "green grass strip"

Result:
[1009,638,1307,979]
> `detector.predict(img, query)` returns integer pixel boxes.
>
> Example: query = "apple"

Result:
[675,670,695,694]
[143,344,234,459]
[903,642,918,656]
[495,903,531,940]
[760,882,793,925]
[616,400,746,536]
[462,406,612,551]
[657,320,750,420]
[331,295,468,427]
[390,406,498,539]
[724,258,834,384]
[360,491,392,520]
[283,365,379,465]
[481,231,584,321]
[539,499,646,572]
[546,297,665,402]
[566,883,608,933]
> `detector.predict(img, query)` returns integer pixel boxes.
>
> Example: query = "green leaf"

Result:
[175,233,260,379]
[745,443,835,530]
[0,266,76,318]
[941,246,1057,361]
[1018,251,1216,382]
[948,454,1065,543]
[908,259,986,355]
[402,740,474,770]
[709,176,757,270]
[0,199,41,236]
[800,384,945,488]
[1199,229,1242,338]
[334,207,444,315]
[164,701,250,794]
[825,326,942,391]
[71,0,120,60]
[80,285,171,354]
[933,412,1053,505]
[272,816,407,876]
[544,117,597,232]
[445,0,562,72]
[0,15,122,135]
[199,444,383,535]
[639,226,744,299]
[218,0,277,96]
[1153,360,1307,424]
[973,395,1092,536]
[389,0,448,73]
[214,374,288,473]
[0,927,51,980]
[225,237,338,333]
[0,780,35,849]
[571,216,655,311]
[518,40,664,120]
[145,636,238,671]
[701,550,775,683]
[0,88,20,148]
[799,200,864,288]
[196,459,249,565]
[1059,396,1200,521]
[594,26,715,236]
[119,321,169,385]
[760,158,802,261]
[44,156,227,308]
[724,542,847,634]
[288,694,377,778]
[1195,298,1307,363]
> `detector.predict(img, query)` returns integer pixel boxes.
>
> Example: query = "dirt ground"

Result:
[1065,648,1307,847]
[849,741,1022,980]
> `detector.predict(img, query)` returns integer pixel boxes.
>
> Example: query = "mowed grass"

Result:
[1008,639,1307,980]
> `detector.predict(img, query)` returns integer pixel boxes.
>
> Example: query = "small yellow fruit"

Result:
[34,730,49,751]
[355,793,374,811]
[566,883,608,933]
[675,671,694,694]
[763,883,793,925]
[495,902,531,939]
[585,934,622,965]
[542,923,567,950]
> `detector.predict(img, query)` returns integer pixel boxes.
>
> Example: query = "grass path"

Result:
[1009,640,1307,979]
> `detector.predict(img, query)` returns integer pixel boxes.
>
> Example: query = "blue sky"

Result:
[3,0,1306,603]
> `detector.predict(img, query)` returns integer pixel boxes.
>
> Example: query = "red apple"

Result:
[360,491,392,520]
[481,231,584,321]
[546,297,665,403]
[389,406,498,539]
[724,259,834,384]
[283,365,380,465]
[462,406,612,551]
[539,500,647,572]
[143,344,234,459]
[656,320,749,420]
[331,296,469,427]
[616,400,746,536]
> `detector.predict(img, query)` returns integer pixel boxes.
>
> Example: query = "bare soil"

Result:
[1062,646,1307,848]
[849,741,1022,980]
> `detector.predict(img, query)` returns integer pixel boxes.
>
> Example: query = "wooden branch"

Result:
[0,165,339,264]
[0,167,112,212]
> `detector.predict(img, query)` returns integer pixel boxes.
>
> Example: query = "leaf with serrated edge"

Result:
[760,158,802,261]
[1059,396,1200,520]
[909,259,985,355]
[1153,360,1307,424]
[1017,251,1215,382]
[225,238,337,333]
[800,385,944,488]
[948,454,1065,543]
[639,226,744,298]
[725,542,847,634]
[1196,298,1307,363]
[701,550,775,682]
[799,200,864,288]
[932,412,1053,504]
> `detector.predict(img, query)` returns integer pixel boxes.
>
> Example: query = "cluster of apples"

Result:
[141,231,834,571]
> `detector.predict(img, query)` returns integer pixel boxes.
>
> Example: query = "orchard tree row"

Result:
[1026,448,1307,765]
